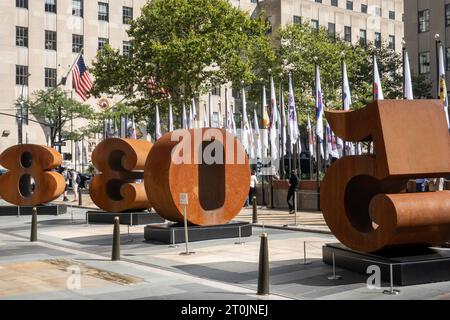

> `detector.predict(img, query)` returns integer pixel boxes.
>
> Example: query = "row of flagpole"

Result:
[99,47,450,182]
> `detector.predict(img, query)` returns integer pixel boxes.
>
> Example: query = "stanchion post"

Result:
[302,241,311,265]
[252,196,258,224]
[78,186,82,206]
[294,192,298,226]
[179,193,194,255]
[234,225,245,245]
[383,264,400,295]
[257,232,270,295]
[112,216,121,261]
[30,207,37,242]
[168,227,178,248]
[327,252,342,280]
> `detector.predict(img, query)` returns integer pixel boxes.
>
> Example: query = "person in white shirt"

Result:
[248,170,258,206]
[71,169,79,202]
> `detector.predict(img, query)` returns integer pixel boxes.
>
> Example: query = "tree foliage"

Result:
[30,88,95,144]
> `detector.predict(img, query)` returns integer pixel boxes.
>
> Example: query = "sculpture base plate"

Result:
[144,221,252,244]
[86,211,165,226]
[0,205,67,216]
[323,243,450,286]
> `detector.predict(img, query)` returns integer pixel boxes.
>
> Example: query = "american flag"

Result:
[72,55,93,101]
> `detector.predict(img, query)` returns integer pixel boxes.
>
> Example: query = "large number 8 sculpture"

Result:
[321,100,450,253]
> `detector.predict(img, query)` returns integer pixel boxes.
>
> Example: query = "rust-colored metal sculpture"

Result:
[0,144,65,206]
[144,128,250,225]
[322,100,450,252]
[90,138,152,212]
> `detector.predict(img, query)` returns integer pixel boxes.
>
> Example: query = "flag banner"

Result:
[156,105,162,140]
[373,56,384,100]
[189,98,196,129]
[113,118,119,138]
[72,54,93,101]
[339,61,353,156]
[438,45,450,128]
[182,100,188,129]
[203,104,208,128]
[326,122,339,159]
[315,65,324,145]
[288,73,299,153]
[404,51,414,100]
[262,85,270,157]
[254,109,262,160]
[241,88,250,152]
[120,115,126,138]
[147,76,170,98]
[307,111,314,159]
[168,103,174,132]
[269,76,279,161]
[131,115,137,139]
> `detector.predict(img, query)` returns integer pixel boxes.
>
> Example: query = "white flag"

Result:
[315,65,324,155]
[307,111,314,158]
[182,100,188,129]
[404,51,414,100]
[261,85,269,157]
[241,87,250,152]
[168,103,174,132]
[131,115,137,139]
[338,61,353,156]
[155,105,162,140]
[374,56,384,100]
[288,73,299,152]
[120,116,126,138]
[189,98,196,129]
[254,109,262,159]
[269,76,278,160]
[438,45,450,128]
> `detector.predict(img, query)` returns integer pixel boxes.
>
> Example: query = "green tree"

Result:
[30,88,95,146]
[412,74,433,99]
[91,0,275,120]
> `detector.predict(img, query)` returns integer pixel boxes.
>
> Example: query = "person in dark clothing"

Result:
[287,170,299,214]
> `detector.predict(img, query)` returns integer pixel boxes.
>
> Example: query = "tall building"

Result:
[404,0,449,98]
[258,0,404,53]
[0,0,148,164]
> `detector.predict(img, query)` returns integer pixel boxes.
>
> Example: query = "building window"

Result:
[72,34,83,53]
[419,52,430,74]
[375,7,382,17]
[446,5,450,27]
[45,30,57,51]
[344,26,351,42]
[45,0,56,13]
[418,10,430,33]
[346,1,353,11]
[361,4,367,13]
[315,0,322,3]
[16,65,29,86]
[250,0,258,3]
[72,0,83,17]
[328,23,336,39]
[389,11,395,20]
[331,0,338,7]
[388,35,395,50]
[446,48,450,71]
[293,15,301,25]
[98,37,109,51]
[359,29,367,46]
[98,2,109,22]
[44,68,57,88]
[123,6,133,24]
[16,0,28,9]
[311,19,319,31]
[123,41,132,57]
[375,32,382,48]
[16,26,28,47]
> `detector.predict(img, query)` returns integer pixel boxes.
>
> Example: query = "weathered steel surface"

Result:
[322,100,450,252]
[90,138,152,213]
[0,144,64,206]
[144,128,250,226]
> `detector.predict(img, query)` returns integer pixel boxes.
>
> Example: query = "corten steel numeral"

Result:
[0,144,65,206]
[90,138,153,212]
[144,128,250,226]
[321,100,450,252]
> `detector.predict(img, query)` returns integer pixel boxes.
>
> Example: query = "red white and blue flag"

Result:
[72,54,93,101]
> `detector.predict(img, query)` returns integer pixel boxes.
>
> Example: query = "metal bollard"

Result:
[327,252,342,280]
[257,233,270,295]
[112,216,121,261]
[252,196,258,224]
[30,207,37,242]
[78,186,83,206]
[383,264,400,295]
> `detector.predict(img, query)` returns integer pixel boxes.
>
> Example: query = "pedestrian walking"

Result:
[287,170,299,214]
[249,170,258,204]
[71,169,80,202]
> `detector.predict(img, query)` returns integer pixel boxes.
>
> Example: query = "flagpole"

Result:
[341,52,347,157]
[279,76,285,179]
[372,54,376,101]
[435,34,441,99]
[259,79,266,206]
[208,92,212,127]
[402,43,406,99]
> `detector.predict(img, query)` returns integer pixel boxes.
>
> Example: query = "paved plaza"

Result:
[0,200,449,300]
